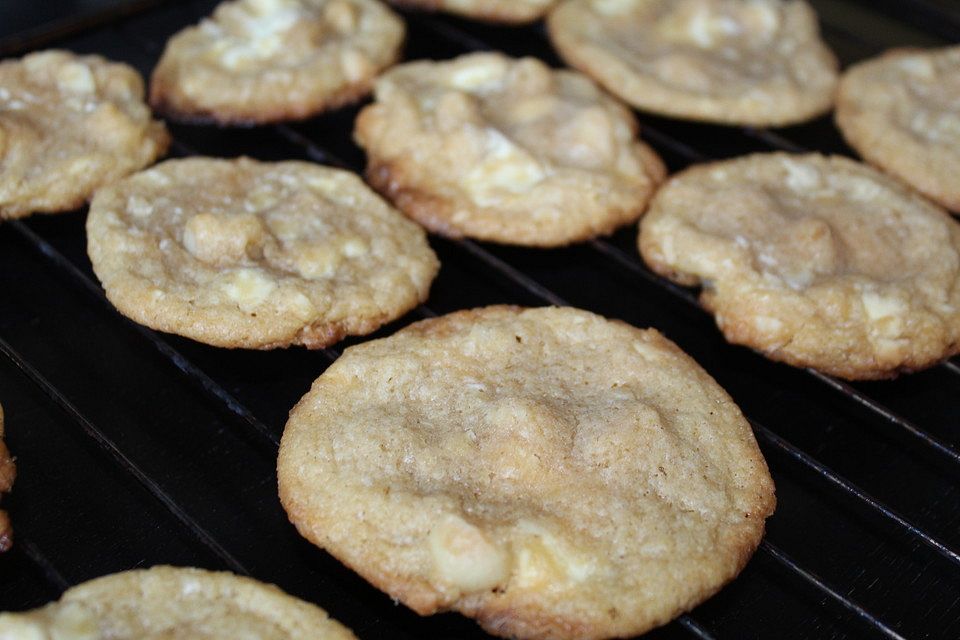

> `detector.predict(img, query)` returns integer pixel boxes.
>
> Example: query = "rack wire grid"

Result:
[1,1,959,638]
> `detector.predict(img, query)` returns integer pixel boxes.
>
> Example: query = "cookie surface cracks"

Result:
[149,0,404,124]
[548,0,838,126]
[0,566,357,639]
[86,157,439,349]
[0,50,169,219]
[639,153,960,379]
[836,45,960,211]
[279,306,775,640]
[356,53,666,246]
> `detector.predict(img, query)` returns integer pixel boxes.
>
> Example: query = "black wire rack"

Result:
[1,1,959,638]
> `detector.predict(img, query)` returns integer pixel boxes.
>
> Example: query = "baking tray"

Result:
[0,1,958,638]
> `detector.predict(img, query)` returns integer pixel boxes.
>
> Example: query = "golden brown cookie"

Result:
[150,0,405,125]
[278,306,775,640]
[639,152,960,379]
[0,50,169,220]
[386,0,558,24]
[836,46,960,212]
[0,566,357,639]
[87,157,439,350]
[0,404,14,553]
[548,0,838,126]
[355,53,666,247]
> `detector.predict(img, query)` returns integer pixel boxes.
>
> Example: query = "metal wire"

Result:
[759,540,908,640]
[14,533,71,591]
[751,420,960,568]
[0,333,251,577]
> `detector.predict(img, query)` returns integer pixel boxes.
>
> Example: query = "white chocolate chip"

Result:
[782,158,820,191]
[448,58,507,91]
[863,292,910,356]
[341,237,368,258]
[247,0,296,18]
[742,3,779,35]
[0,615,47,640]
[464,130,546,205]
[686,8,720,47]
[429,514,508,594]
[861,292,907,324]
[898,56,936,79]
[0,602,97,640]
[559,106,616,165]
[508,58,554,95]
[752,315,784,334]
[512,520,593,588]
[283,290,316,321]
[220,269,277,311]
[49,602,98,640]
[593,0,634,16]
[183,213,265,265]
[245,185,280,212]
[632,340,660,359]
[435,91,481,131]
[340,49,372,83]
[833,175,882,201]
[324,0,358,33]
[126,195,154,218]
[295,245,341,279]
[56,62,96,94]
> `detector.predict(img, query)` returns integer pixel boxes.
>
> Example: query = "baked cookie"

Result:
[150,0,405,125]
[279,306,775,640]
[87,157,439,349]
[386,0,558,24]
[548,0,838,126]
[639,153,960,380]
[0,50,169,220]
[355,53,666,247]
[836,46,960,212]
[0,404,14,553]
[0,566,357,639]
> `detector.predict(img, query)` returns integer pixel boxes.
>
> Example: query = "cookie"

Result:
[0,404,14,553]
[0,50,169,220]
[86,157,439,350]
[639,153,960,380]
[0,566,357,639]
[836,46,960,212]
[547,0,838,126]
[278,306,775,640]
[355,53,666,247]
[150,0,405,125]
[386,0,558,24]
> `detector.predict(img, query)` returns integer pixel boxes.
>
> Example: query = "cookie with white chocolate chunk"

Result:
[836,46,960,212]
[278,305,775,640]
[149,0,404,125]
[0,50,169,220]
[0,566,358,639]
[354,52,666,247]
[639,153,960,379]
[548,0,838,126]
[386,0,558,24]
[86,157,439,349]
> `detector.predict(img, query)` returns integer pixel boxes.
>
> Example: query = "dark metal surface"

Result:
[0,1,958,638]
